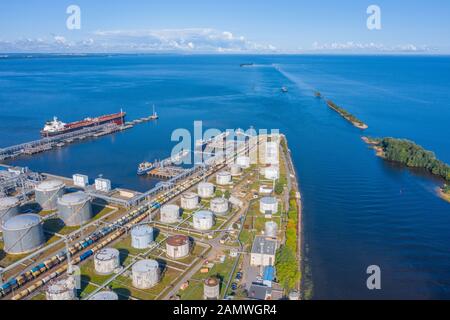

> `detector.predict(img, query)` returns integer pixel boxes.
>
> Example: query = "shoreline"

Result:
[438,188,450,204]
[281,134,305,299]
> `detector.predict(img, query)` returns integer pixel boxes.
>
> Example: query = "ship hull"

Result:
[40,113,125,137]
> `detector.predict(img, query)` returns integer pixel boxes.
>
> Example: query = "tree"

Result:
[274,182,284,195]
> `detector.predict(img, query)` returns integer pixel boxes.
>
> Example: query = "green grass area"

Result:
[178,256,237,300]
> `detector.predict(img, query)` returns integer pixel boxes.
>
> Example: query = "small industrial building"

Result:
[250,236,277,267]
[248,283,272,300]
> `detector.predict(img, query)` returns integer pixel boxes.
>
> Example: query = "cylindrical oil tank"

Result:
[0,196,20,225]
[1,214,45,254]
[131,225,154,249]
[229,164,242,176]
[259,197,279,214]
[204,277,220,300]
[198,182,214,198]
[264,165,280,180]
[57,192,93,227]
[166,235,190,259]
[216,171,232,185]
[236,156,250,168]
[132,259,160,289]
[46,275,76,300]
[89,291,118,300]
[160,204,180,223]
[193,210,215,230]
[210,197,229,215]
[35,179,65,210]
[94,248,120,274]
[180,192,199,210]
[265,221,278,238]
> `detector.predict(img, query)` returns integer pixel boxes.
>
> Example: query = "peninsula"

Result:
[326,100,368,130]
[362,136,450,203]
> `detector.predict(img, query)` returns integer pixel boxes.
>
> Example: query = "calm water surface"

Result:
[0,54,449,299]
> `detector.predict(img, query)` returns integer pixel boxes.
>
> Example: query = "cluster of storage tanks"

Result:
[36,179,94,227]
[0,178,98,256]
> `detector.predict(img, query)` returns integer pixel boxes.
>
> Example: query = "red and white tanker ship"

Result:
[40,110,126,137]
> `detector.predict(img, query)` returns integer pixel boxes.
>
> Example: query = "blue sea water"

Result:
[0,54,449,299]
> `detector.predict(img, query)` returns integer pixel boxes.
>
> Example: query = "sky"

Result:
[0,0,449,54]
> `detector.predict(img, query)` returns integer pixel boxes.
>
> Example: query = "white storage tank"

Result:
[57,192,93,227]
[180,192,199,210]
[259,197,279,214]
[265,221,278,238]
[216,171,232,185]
[0,196,20,225]
[95,178,112,192]
[89,291,119,300]
[131,225,154,249]
[46,275,77,300]
[132,259,160,289]
[193,210,215,230]
[1,214,45,254]
[236,156,250,168]
[198,182,214,198]
[72,174,89,188]
[160,204,180,223]
[229,164,242,176]
[210,197,229,215]
[35,179,65,210]
[204,277,220,300]
[166,235,190,259]
[94,248,120,275]
[264,165,280,180]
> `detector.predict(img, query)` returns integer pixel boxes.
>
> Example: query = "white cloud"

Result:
[0,28,276,53]
[310,41,433,53]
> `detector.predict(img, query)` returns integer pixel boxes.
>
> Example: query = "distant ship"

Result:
[281,86,288,93]
[149,105,159,120]
[40,111,126,137]
[137,161,156,176]
[240,63,254,67]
